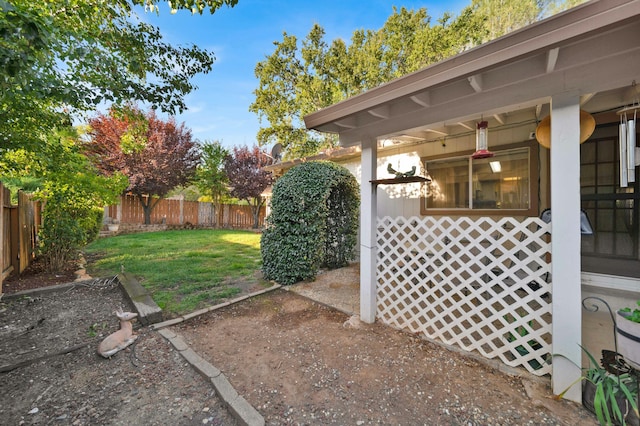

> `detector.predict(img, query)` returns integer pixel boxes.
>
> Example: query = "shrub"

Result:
[261,161,359,285]
[39,191,104,272]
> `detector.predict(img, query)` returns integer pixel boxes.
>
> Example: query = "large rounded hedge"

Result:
[261,161,360,285]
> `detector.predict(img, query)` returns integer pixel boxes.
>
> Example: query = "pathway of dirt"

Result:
[175,289,596,425]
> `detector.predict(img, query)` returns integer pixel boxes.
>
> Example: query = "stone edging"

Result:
[157,328,264,426]
[153,284,281,426]
[4,277,279,425]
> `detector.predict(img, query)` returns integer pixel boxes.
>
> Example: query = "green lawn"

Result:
[84,229,264,316]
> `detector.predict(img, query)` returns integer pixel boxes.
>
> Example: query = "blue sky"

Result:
[141,1,470,149]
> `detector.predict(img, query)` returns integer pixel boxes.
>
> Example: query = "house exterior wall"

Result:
[301,0,640,402]
[325,119,639,294]
[335,116,545,218]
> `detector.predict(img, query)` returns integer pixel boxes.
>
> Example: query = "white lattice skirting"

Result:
[377,216,552,376]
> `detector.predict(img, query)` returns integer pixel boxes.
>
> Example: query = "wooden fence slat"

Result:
[1,185,9,288]
[18,191,36,273]
[10,207,19,275]
[0,185,40,287]
[106,195,266,228]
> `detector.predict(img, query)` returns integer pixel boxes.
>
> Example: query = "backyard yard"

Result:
[83,229,267,317]
[0,230,597,425]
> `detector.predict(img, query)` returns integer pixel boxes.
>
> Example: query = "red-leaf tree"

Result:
[224,145,274,229]
[85,106,200,224]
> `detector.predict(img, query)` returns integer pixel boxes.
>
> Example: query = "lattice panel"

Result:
[377,216,552,376]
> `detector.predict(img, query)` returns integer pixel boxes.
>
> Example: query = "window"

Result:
[424,157,469,209]
[581,136,639,277]
[421,141,538,216]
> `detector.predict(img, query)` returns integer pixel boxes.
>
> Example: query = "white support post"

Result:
[360,137,378,324]
[550,94,582,402]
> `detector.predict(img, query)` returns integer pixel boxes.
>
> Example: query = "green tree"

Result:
[250,7,484,159]
[251,1,591,159]
[0,0,237,151]
[545,0,589,15]
[250,29,333,160]
[194,140,230,225]
[86,106,200,225]
[0,127,128,271]
[464,0,547,42]
[224,146,273,229]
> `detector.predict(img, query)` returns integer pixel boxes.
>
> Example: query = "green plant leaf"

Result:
[593,381,610,425]
[261,161,359,285]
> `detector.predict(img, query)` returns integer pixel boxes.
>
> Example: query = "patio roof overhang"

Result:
[263,146,361,175]
[302,0,640,401]
[304,0,640,146]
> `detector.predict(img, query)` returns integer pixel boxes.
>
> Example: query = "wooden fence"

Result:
[0,187,265,291]
[106,195,266,229]
[1,185,13,284]
[0,183,41,292]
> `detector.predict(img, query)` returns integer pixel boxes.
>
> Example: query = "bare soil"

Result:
[2,257,78,294]
[0,279,236,426]
[1,262,596,425]
[174,290,596,425]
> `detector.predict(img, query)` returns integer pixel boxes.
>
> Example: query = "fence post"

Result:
[10,207,19,275]
[17,191,39,274]
[223,204,229,228]
[179,196,184,225]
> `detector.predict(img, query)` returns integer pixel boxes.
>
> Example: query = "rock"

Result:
[342,315,363,329]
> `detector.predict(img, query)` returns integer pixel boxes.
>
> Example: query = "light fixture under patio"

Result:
[534,110,595,149]
[472,120,494,159]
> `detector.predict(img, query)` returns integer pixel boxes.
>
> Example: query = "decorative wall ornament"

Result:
[618,105,638,188]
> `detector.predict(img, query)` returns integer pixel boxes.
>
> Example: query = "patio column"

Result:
[360,137,377,323]
[550,94,582,402]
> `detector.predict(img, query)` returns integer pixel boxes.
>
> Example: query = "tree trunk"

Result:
[142,203,152,225]
[214,202,221,228]
[137,194,161,225]
[250,198,264,229]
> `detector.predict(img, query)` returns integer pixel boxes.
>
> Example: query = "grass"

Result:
[84,229,264,316]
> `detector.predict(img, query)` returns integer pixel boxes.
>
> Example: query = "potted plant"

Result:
[504,313,544,371]
[618,301,640,370]
[559,346,639,426]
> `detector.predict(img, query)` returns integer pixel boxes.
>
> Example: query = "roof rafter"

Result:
[546,47,560,73]
[409,92,430,107]
[368,106,390,119]
[468,74,483,93]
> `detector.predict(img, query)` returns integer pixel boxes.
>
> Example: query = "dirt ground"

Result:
[175,290,595,425]
[0,263,597,425]
[2,258,78,294]
[0,279,236,426]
